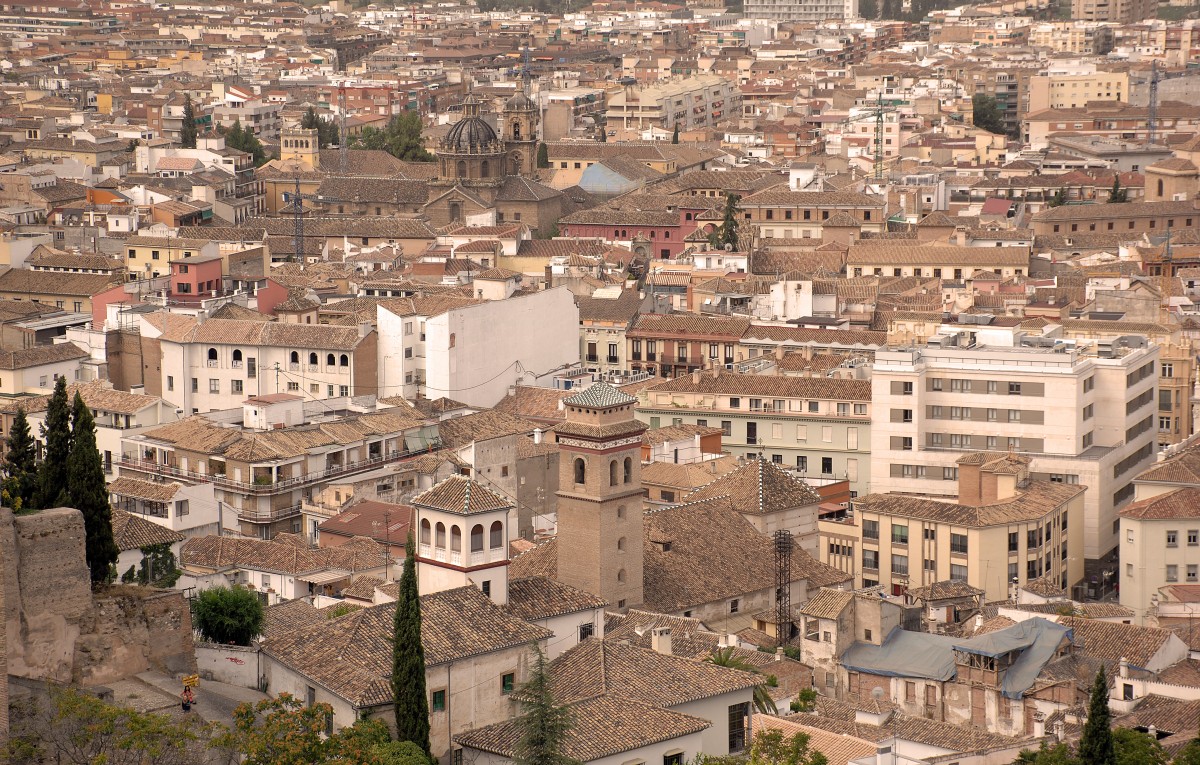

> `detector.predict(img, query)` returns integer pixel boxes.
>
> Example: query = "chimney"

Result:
[711,364,719,379]
[533,427,543,444]
[1120,657,1130,678]
[775,646,784,661]
[957,460,983,507]
[955,226,967,247]
[651,626,673,655]
[692,369,701,384]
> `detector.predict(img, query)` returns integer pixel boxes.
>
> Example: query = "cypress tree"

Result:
[393,534,431,759]
[3,407,37,511]
[671,123,680,144]
[537,142,549,169]
[36,376,71,509]
[717,193,741,251]
[1079,666,1115,765]
[181,95,198,149]
[67,392,117,585]
[513,644,577,765]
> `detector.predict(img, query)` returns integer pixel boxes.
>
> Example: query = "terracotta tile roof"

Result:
[563,381,636,409]
[544,638,759,707]
[799,587,854,619]
[144,313,369,351]
[646,370,871,401]
[0,380,161,415]
[246,216,437,240]
[493,386,570,423]
[264,599,325,642]
[640,458,739,492]
[604,610,723,657]
[436,409,535,447]
[315,177,429,204]
[685,459,821,515]
[108,477,182,503]
[1022,576,1066,598]
[740,325,886,346]
[0,343,90,370]
[318,501,412,542]
[755,717,877,765]
[847,243,1030,267]
[1120,488,1200,520]
[854,481,1084,527]
[630,313,750,339]
[111,509,185,551]
[642,423,724,447]
[341,575,385,601]
[411,475,512,516]
[182,536,327,574]
[503,576,607,621]
[1033,199,1197,222]
[576,290,642,324]
[1058,616,1176,669]
[740,190,883,207]
[262,586,552,706]
[906,580,985,601]
[1134,448,1200,486]
[456,695,709,762]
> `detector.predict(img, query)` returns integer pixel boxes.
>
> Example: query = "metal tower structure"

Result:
[873,90,885,181]
[284,176,306,263]
[774,529,794,644]
[338,84,349,174]
[1147,60,1159,146]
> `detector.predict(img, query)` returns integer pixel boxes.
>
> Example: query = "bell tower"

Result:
[279,126,320,170]
[554,382,646,611]
[413,475,513,605]
[502,90,538,178]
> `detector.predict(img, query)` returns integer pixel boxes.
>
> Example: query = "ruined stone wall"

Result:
[1,507,196,692]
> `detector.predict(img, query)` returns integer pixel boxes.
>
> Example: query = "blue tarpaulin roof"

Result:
[840,618,1073,699]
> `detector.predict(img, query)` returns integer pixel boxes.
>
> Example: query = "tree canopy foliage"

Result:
[350,111,434,162]
[191,585,265,645]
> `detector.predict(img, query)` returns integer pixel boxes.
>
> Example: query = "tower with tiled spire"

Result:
[412,475,514,605]
[554,382,646,611]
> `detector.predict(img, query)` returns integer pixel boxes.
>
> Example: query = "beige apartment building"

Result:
[1026,22,1114,55]
[1072,0,1155,24]
[870,326,1158,571]
[634,369,872,496]
[846,243,1031,280]
[1027,66,1129,113]
[820,453,1085,600]
[605,75,741,133]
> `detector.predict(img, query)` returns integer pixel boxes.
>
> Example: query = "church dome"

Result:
[444,115,498,152]
[505,91,534,111]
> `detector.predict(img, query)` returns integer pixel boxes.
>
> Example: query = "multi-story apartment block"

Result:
[1027,63,1129,113]
[119,394,435,538]
[737,190,886,241]
[578,289,642,376]
[1026,22,1114,55]
[820,453,1085,600]
[634,369,872,496]
[604,75,742,133]
[745,0,857,25]
[1030,199,1200,237]
[136,314,378,414]
[871,324,1159,571]
[1072,0,1156,24]
[846,243,1031,280]
[626,314,749,379]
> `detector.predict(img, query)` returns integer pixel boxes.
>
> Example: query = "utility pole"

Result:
[274,362,281,394]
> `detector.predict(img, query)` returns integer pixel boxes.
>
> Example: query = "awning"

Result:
[299,569,349,585]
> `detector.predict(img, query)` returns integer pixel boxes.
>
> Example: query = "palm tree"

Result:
[705,647,778,715]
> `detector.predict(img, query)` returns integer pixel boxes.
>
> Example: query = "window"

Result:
[730,599,740,613]
[821,457,832,474]
[892,524,909,545]
[1008,532,1018,553]
[1008,382,1021,395]
[287,382,299,392]
[863,550,879,569]
[924,558,935,572]
[901,381,913,395]
[209,379,220,393]
[579,622,595,641]
[1167,565,1179,583]
[432,689,446,712]
[1189,565,1198,583]
[1168,530,1178,547]
[665,753,685,765]
[950,533,968,554]
[950,564,968,582]
[191,378,198,393]
[728,703,750,753]
[501,673,515,694]
[1189,530,1198,546]
[863,520,879,540]
[721,421,732,436]
[891,554,909,576]
[167,376,174,392]
[1162,363,1174,378]
[232,380,243,394]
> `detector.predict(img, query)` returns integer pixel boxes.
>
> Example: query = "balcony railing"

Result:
[118,448,424,494]
[606,356,619,364]
[586,354,599,362]
[237,503,302,522]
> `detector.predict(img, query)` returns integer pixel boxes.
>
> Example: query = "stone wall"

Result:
[1,509,8,751]
[1,506,196,691]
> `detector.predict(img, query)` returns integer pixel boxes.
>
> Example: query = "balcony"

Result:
[207,359,218,368]
[646,353,657,362]
[237,503,302,522]
[586,354,599,363]
[606,356,620,364]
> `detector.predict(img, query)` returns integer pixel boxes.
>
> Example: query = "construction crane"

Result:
[839,91,894,181]
[1147,60,1159,147]
[280,176,379,262]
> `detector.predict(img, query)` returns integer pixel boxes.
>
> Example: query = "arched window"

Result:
[481,160,490,178]
[1158,178,1165,197]
[233,349,242,363]
[340,354,349,367]
[574,458,586,484]
[511,153,522,175]
[513,123,521,139]
[450,202,462,221]
[471,524,484,552]
[435,522,446,548]
[617,504,626,519]
[290,351,299,364]
[420,518,431,545]
[489,520,503,549]
[450,525,462,553]
[617,536,626,552]
[456,160,467,178]
[617,569,627,583]
[609,460,618,486]
[623,457,633,484]
[309,352,318,365]
[207,348,217,361]
[327,353,335,366]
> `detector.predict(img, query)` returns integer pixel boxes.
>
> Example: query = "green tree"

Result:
[859,0,877,17]
[1079,667,1115,765]
[1108,176,1129,203]
[1173,738,1200,765]
[181,94,198,149]
[513,644,577,765]
[537,142,549,168]
[351,111,434,162]
[1048,188,1067,208]
[3,406,37,512]
[1013,741,1081,765]
[711,193,742,252]
[7,685,216,765]
[302,106,340,148]
[672,123,680,144]
[217,694,331,765]
[137,542,181,587]
[972,93,1006,135]
[748,728,828,765]
[1114,728,1168,765]
[224,120,268,166]
[191,585,265,645]
[68,392,117,585]
[36,376,71,509]
[790,688,818,713]
[704,647,777,715]
[393,534,432,758]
